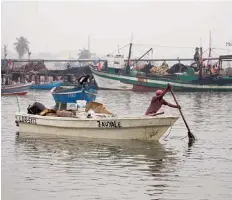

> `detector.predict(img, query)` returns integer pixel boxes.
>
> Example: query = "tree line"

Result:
[3,36,91,60]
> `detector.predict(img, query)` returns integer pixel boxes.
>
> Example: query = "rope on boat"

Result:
[163,126,197,141]
[181,135,188,140]
[134,44,232,51]
[181,131,197,140]
[162,119,197,141]
[163,124,173,141]
[134,43,195,49]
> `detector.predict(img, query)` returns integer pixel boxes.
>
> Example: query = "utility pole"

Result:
[4,45,8,59]
[207,30,212,67]
[28,48,31,60]
[130,32,133,43]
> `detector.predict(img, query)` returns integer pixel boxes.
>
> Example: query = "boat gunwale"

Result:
[15,112,179,122]
[31,81,62,86]
[52,87,97,95]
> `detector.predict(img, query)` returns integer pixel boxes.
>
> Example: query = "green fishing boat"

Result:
[91,43,232,92]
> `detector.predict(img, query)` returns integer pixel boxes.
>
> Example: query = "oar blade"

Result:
[188,131,196,140]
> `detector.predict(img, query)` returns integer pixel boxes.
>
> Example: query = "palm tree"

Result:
[78,48,90,59]
[14,36,30,59]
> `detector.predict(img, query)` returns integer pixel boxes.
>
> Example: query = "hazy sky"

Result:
[1,1,232,58]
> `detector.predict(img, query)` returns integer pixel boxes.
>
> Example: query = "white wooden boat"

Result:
[15,112,179,141]
[93,71,133,90]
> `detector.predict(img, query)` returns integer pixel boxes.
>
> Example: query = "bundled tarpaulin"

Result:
[85,102,113,115]
[27,102,46,115]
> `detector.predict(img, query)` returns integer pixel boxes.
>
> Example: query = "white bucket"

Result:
[76,100,87,108]
[67,103,78,110]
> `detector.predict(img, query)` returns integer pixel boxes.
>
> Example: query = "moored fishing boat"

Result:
[51,85,97,104]
[91,43,232,92]
[1,82,32,95]
[51,75,97,104]
[92,66,232,92]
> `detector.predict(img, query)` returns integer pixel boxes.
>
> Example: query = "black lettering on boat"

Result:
[96,120,121,128]
[110,121,113,127]
[97,121,101,127]
[17,116,37,124]
[31,118,36,124]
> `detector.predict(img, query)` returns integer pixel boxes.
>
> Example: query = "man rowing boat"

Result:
[145,84,180,116]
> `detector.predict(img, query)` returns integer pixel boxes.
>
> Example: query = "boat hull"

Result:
[30,81,63,90]
[132,85,160,92]
[1,83,32,95]
[15,113,179,141]
[91,68,232,92]
[52,86,97,104]
[91,69,133,90]
[130,80,232,92]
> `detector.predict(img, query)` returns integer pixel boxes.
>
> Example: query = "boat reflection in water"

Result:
[14,135,179,199]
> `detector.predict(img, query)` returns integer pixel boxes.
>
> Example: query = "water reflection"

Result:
[14,135,179,198]
[15,135,177,165]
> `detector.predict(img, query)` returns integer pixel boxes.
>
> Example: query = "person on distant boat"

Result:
[210,66,215,74]
[78,75,90,86]
[145,85,180,116]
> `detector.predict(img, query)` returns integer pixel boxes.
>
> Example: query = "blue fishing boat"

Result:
[30,81,63,90]
[51,85,97,104]
[1,83,32,95]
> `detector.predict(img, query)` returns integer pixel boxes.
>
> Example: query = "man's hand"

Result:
[167,83,172,89]
[177,105,181,109]
[166,83,172,91]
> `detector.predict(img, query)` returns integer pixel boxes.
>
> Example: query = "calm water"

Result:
[1,90,232,200]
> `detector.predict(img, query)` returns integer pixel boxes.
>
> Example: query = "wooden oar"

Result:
[168,84,196,142]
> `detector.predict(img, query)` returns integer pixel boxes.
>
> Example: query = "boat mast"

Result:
[207,31,212,67]
[199,47,203,79]
[126,43,132,74]
[196,35,204,79]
